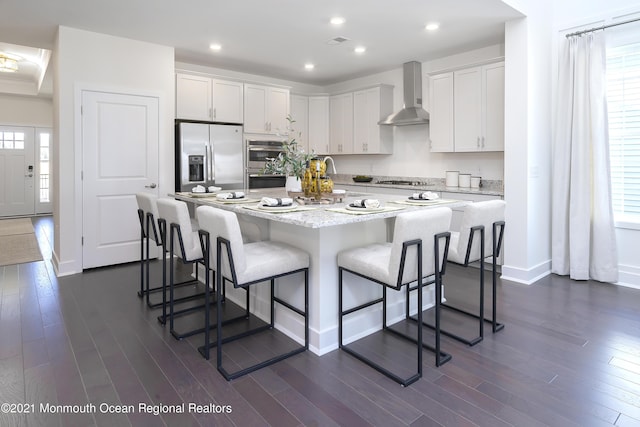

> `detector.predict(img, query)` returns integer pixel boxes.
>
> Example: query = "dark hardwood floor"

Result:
[2,215,640,426]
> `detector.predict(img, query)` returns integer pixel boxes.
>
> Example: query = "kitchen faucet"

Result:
[323,156,337,175]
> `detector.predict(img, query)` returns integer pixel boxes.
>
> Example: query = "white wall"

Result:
[0,94,52,127]
[53,26,175,276]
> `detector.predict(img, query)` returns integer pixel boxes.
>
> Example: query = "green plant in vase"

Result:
[262,115,314,192]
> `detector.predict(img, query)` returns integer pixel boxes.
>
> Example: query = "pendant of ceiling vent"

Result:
[326,36,350,45]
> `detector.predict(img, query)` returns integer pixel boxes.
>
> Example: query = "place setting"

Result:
[327,198,404,215]
[177,185,223,198]
[392,191,456,206]
[211,191,259,204]
[244,196,317,213]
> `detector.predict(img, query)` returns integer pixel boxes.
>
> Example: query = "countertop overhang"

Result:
[172,188,469,229]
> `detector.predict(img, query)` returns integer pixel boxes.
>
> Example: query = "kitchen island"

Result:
[173,188,468,356]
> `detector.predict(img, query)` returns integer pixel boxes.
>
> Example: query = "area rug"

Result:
[0,218,43,266]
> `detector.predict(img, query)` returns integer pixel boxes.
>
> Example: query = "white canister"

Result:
[458,174,471,188]
[445,171,459,187]
[470,176,481,188]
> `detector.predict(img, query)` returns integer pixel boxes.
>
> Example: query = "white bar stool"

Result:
[135,193,200,310]
[433,199,506,346]
[196,205,309,381]
[156,198,207,338]
[338,207,452,386]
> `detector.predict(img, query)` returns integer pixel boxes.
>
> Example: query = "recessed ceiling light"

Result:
[425,22,440,31]
[209,43,222,51]
[354,46,366,54]
[330,17,345,25]
[304,63,315,70]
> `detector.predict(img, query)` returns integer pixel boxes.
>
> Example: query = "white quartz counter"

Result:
[172,187,469,228]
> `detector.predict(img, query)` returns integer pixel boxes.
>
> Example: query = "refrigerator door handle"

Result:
[208,141,215,183]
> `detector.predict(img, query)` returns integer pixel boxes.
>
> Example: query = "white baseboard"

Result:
[501,260,551,285]
[616,264,640,289]
[51,250,79,277]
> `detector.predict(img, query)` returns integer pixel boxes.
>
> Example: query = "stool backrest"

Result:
[156,198,202,261]
[196,206,246,276]
[457,200,506,263]
[389,207,452,286]
[135,193,159,242]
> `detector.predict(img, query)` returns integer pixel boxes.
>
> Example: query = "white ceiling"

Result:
[0,0,524,94]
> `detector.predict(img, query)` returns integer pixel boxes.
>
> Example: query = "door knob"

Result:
[145,183,157,189]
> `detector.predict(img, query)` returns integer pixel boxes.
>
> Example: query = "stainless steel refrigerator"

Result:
[175,121,244,192]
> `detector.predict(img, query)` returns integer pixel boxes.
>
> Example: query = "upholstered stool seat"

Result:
[430,199,506,346]
[338,207,453,386]
[196,205,309,381]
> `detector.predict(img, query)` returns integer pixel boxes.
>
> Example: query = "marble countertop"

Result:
[172,188,469,229]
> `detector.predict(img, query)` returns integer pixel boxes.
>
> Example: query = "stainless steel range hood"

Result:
[379,61,430,126]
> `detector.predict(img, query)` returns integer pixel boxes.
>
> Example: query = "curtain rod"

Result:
[566,16,640,38]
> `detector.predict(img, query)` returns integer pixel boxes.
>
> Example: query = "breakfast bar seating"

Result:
[337,208,453,386]
[196,205,309,381]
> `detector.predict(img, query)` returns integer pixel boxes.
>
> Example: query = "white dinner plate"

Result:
[408,196,438,201]
[405,198,439,204]
[189,192,216,198]
[346,205,385,213]
[258,204,297,211]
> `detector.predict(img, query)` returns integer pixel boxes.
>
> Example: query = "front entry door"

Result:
[82,90,159,269]
[0,127,35,216]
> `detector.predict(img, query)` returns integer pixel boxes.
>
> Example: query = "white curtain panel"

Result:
[551,32,618,283]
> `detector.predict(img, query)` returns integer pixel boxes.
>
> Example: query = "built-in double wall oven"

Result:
[245,139,286,189]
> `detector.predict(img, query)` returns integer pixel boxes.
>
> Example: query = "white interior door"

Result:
[82,90,159,269]
[0,126,35,217]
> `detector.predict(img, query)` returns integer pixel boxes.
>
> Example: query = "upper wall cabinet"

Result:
[308,96,330,155]
[289,94,330,155]
[329,92,354,154]
[244,84,290,135]
[289,94,309,150]
[429,61,504,152]
[353,85,393,154]
[428,72,454,152]
[175,73,244,123]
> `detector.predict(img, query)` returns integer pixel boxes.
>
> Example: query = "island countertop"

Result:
[172,187,469,229]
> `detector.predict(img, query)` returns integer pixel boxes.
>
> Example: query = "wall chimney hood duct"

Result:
[379,61,430,126]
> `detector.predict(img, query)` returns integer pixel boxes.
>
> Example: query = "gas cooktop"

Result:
[375,180,426,186]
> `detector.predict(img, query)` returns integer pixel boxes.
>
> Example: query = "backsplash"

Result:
[331,174,504,195]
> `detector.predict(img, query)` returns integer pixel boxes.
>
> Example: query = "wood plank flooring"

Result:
[2,216,640,426]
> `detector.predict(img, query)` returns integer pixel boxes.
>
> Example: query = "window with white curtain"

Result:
[607,37,640,222]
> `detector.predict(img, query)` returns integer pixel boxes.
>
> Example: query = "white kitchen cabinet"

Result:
[428,72,454,152]
[481,62,505,151]
[175,73,243,123]
[429,61,504,153]
[329,92,353,154]
[176,73,212,121]
[243,84,290,134]
[289,94,309,150]
[212,79,244,123]
[453,67,483,152]
[308,96,330,155]
[454,62,504,152]
[353,85,394,154]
